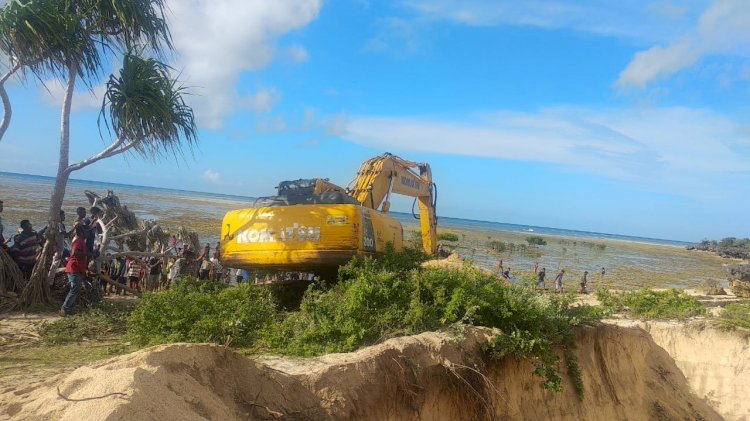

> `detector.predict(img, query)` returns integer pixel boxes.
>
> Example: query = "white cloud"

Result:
[242,88,281,113]
[202,169,220,183]
[334,107,750,197]
[402,0,706,43]
[364,17,421,54]
[618,0,750,87]
[166,0,322,129]
[287,45,311,63]
[39,79,106,112]
[256,115,287,133]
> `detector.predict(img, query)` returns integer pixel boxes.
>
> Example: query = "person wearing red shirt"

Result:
[61,226,88,316]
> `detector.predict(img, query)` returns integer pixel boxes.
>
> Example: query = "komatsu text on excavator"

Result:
[220,153,437,277]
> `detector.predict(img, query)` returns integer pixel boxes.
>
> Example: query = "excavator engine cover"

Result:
[221,203,404,272]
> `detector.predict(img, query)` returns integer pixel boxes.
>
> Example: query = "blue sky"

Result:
[0,0,749,241]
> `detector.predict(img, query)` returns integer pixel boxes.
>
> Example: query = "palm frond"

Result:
[0,0,102,81]
[0,0,173,82]
[100,52,196,160]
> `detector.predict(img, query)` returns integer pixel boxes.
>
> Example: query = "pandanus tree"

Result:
[0,0,197,307]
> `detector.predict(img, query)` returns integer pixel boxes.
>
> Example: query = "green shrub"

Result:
[438,232,459,242]
[526,236,547,246]
[596,289,706,320]
[268,248,601,396]
[489,240,509,252]
[124,248,600,397]
[127,282,278,347]
[719,301,750,330]
[41,300,134,344]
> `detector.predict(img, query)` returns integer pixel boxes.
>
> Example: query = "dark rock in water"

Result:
[726,264,750,283]
[729,280,750,298]
[696,279,726,296]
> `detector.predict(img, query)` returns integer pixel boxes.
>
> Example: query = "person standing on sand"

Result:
[61,226,88,316]
[601,267,606,278]
[533,262,539,274]
[554,269,565,293]
[580,271,589,294]
[498,258,503,272]
[126,257,142,292]
[537,268,546,291]
[146,256,162,292]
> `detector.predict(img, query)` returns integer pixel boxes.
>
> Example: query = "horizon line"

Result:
[0,171,696,244]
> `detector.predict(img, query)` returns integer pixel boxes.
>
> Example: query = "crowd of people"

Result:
[498,257,606,294]
[0,199,250,315]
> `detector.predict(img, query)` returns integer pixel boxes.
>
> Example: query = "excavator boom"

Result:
[347,153,437,254]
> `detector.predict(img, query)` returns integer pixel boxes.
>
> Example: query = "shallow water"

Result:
[0,172,731,288]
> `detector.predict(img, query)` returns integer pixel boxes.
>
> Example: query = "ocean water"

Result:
[0,171,690,247]
[2,171,727,288]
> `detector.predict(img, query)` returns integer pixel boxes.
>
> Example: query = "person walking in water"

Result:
[580,271,589,294]
[554,269,565,293]
[537,268,546,291]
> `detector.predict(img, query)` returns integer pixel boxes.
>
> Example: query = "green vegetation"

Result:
[718,301,750,331]
[127,281,277,347]
[695,237,750,259]
[596,289,706,320]
[40,300,135,345]
[122,247,599,396]
[526,235,547,246]
[438,232,460,242]
[488,240,542,258]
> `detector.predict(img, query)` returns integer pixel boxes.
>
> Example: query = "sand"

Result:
[2,322,743,421]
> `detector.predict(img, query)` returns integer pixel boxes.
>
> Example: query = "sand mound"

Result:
[422,253,499,278]
[0,325,733,421]
[612,319,750,421]
[0,344,326,420]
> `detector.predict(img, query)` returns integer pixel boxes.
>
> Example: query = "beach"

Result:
[0,171,734,289]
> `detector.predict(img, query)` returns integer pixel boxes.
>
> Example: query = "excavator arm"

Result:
[347,153,438,254]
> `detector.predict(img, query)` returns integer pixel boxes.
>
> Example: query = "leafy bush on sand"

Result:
[127,283,277,347]
[41,300,135,344]
[596,288,706,320]
[718,301,750,331]
[125,248,599,395]
[525,235,547,246]
[269,248,599,395]
[438,232,460,242]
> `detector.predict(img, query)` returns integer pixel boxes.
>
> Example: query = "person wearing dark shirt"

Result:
[146,256,162,292]
[86,207,102,254]
[61,226,88,316]
[580,271,589,294]
[554,269,565,293]
[108,256,127,295]
[10,220,43,278]
[72,207,94,254]
[537,268,546,291]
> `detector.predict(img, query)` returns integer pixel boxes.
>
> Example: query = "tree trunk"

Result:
[0,63,20,144]
[19,62,77,309]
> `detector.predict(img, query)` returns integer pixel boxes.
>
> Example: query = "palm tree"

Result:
[0,0,196,307]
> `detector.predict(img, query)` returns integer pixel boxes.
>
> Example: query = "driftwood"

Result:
[98,272,142,297]
[0,246,25,294]
[9,189,201,311]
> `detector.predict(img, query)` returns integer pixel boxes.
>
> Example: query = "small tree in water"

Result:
[0,0,197,307]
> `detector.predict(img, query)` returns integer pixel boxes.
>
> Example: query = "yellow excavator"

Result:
[220,153,437,277]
